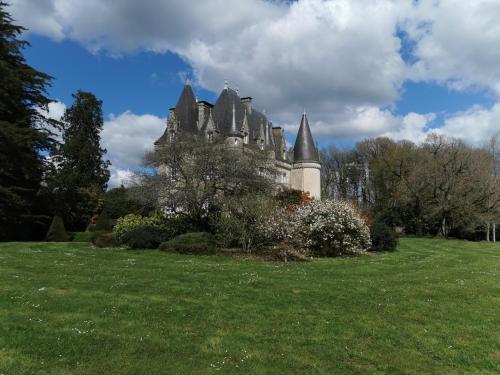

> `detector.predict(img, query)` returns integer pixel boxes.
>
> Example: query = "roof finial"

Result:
[303,108,306,116]
[224,80,229,90]
[236,87,239,95]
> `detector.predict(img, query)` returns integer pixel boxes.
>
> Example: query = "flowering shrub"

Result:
[113,213,169,248]
[257,207,301,245]
[295,200,370,256]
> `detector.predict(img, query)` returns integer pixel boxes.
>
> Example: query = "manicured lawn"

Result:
[0,238,499,374]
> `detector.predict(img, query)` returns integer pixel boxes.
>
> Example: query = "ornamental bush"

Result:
[46,216,71,242]
[159,232,216,255]
[295,200,370,256]
[119,226,167,249]
[113,213,169,249]
[370,221,398,252]
[72,231,97,242]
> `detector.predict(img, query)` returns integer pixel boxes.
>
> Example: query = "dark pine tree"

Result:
[0,2,59,240]
[54,91,110,230]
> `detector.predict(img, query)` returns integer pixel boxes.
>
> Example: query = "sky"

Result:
[8,0,500,187]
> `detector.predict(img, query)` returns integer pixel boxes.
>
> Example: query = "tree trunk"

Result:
[441,217,447,237]
[487,221,490,242]
[493,222,496,243]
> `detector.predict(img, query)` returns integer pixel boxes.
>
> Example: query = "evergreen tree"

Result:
[54,91,110,230]
[45,215,70,242]
[0,2,58,240]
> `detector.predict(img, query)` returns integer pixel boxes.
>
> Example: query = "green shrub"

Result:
[114,214,163,241]
[120,226,167,249]
[72,231,95,242]
[159,232,216,255]
[91,232,117,248]
[114,213,191,249]
[46,216,71,242]
[370,222,398,252]
[215,195,276,251]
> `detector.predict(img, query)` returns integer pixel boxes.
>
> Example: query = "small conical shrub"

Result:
[46,216,71,242]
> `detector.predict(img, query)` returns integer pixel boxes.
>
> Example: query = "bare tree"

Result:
[132,134,276,230]
[484,134,500,241]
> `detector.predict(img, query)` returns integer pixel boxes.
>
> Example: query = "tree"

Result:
[135,134,276,231]
[350,135,498,239]
[45,215,70,242]
[52,91,110,230]
[0,2,59,240]
[321,147,365,202]
[100,186,151,220]
[484,135,500,241]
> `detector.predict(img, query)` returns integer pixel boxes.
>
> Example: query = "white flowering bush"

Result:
[257,207,298,245]
[295,200,370,256]
[258,199,369,256]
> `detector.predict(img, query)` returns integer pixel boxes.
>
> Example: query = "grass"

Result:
[0,238,499,374]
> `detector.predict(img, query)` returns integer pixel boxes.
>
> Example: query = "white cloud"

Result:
[38,100,66,141]
[45,101,66,121]
[101,111,165,189]
[437,104,500,146]
[9,0,500,147]
[101,111,165,169]
[9,0,410,136]
[108,168,134,189]
[405,0,500,96]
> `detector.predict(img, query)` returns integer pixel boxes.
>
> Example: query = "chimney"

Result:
[240,97,252,115]
[196,101,212,130]
[272,126,282,138]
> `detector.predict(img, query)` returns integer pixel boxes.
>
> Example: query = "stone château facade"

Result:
[155,82,321,198]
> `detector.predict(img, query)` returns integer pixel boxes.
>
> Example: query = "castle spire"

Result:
[293,112,319,163]
[228,102,241,137]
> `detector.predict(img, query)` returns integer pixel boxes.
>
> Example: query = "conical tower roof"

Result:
[175,84,198,133]
[293,113,319,163]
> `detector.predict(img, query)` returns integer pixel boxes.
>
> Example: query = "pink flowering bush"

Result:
[295,200,370,256]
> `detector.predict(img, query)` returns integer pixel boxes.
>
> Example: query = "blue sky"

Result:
[10,0,500,186]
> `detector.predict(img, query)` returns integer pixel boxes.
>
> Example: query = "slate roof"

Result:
[175,84,198,133]
[157,84,320,166]
[213,87,245,136]
[293,113,320,163]
[212,87,271,144]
